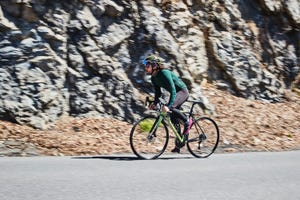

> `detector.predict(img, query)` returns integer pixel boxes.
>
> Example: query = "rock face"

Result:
[0,0,299,129]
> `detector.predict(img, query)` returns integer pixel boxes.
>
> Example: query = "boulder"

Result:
[0,0,298,128]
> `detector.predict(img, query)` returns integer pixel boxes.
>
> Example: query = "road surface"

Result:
[1,151,300,200]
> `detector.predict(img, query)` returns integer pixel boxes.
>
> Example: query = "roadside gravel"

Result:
[1,84,299,156]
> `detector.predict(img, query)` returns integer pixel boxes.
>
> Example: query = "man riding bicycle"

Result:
[143,54,193,153]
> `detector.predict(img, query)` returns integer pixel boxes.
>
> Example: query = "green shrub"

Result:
[139,119,155,132]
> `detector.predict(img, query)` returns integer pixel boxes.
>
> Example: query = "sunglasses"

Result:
[142,59,149,65]
[142,59,152,67]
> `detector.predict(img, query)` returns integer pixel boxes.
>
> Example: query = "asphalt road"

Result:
[1,151,300,200]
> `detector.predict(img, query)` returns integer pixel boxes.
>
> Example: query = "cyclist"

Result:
[143,54,193,153]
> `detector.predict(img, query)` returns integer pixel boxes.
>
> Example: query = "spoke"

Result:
[130,116,169,159]
[187,117,219,158]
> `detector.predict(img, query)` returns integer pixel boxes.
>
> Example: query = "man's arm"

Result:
[152,80,162,104]
[161,71,177,108]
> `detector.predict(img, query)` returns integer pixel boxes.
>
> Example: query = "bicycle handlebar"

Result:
[145,96,167,112]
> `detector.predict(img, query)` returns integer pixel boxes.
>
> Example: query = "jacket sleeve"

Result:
[152,79,161,104]
[161,71,177,108]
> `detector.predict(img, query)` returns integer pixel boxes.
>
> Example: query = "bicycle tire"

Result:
[130,116,169,159]
[187,117,219,158]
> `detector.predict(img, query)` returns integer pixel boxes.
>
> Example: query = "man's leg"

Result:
[170,89,189,153]
[170,88,189,122]
[170,113,181,134]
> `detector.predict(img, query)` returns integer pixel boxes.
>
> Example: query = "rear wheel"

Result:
[130,116,169,159]
[187,117,219,158]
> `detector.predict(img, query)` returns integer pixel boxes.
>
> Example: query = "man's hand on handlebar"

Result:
[149,102,169,113]
[162,105,170,113]
[146,97,170,112]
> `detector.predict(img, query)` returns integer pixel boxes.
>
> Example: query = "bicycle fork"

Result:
[147,115,164,141]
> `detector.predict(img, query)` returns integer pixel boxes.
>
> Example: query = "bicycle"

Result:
[129,97,220,159]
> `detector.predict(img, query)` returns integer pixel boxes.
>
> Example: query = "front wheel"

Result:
[187,117,219,158]
[130,116,169,159]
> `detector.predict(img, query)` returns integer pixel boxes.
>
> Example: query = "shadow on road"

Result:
[72,155,194,161]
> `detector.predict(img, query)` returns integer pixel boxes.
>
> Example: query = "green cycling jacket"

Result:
[151,69,187,108]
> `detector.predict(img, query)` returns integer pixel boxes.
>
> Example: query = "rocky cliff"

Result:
[0,0,299,129]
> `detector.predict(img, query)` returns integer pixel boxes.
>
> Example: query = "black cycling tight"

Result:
[170,88,189,124]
